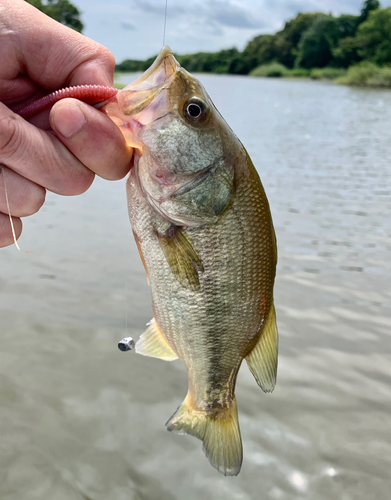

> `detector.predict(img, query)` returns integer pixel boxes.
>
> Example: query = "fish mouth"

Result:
[116,46,179,118]
[128,46,177,90]
[102,46,180,147]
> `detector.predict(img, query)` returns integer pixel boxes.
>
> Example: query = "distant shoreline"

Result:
[115,3,391,90]
[115,62,391,90]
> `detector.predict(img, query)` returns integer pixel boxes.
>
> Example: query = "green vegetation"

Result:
[116,48,242,75]
[336,62,391,87]
[355,7,391,64]
[177,48,240,74]
[249,63,289,78]
[115,59,146,72]
[114,81,127,90]
[30,0,391,88]
[25,0,83,32]
[115,0,391,88]
[310,67,347,80]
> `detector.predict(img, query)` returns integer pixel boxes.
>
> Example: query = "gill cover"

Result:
[104,46,237,226]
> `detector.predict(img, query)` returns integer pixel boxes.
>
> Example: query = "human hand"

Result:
[0,0,133,248]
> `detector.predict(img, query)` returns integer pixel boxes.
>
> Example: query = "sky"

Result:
[75,0,391,63]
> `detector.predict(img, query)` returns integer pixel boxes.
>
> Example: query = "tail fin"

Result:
[166,395,243,476]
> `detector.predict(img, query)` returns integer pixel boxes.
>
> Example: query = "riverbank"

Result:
[116,61,391,90]
[248,62,391,88]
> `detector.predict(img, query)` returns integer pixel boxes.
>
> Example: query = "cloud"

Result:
[261,0,376,22]
[78,0,391,61]
[121,21,135,30]
[130,0,264,29]
[131,0,186,16]
[206,0,265,29]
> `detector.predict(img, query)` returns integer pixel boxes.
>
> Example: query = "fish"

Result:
[103,46,278,476]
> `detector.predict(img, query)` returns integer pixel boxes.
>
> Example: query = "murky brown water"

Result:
[1,75,391,499]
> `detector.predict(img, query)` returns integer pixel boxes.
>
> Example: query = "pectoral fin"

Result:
[245,303,278,393]
[157,226,204,291]
[136,318,178,361]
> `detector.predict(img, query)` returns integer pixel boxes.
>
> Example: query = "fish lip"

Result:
[128,46,175,89]
[115,46,179,118]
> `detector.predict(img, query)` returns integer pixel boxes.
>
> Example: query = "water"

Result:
[1,75,391,499]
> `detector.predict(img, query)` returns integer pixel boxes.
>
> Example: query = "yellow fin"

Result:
[157,226,203,291]
[135,318,178,361]
[166,395,242,476]
[246,303,278,393]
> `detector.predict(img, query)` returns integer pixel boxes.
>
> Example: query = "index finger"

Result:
[2,0,116,91]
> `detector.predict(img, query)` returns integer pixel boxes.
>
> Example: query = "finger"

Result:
[0,212,22,249]
[0,102,94,196]
[4,0,115,90]
[50,99,133,181]
[0,165,46,217]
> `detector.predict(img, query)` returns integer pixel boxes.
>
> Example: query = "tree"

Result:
[171,48,240,74]
[230,35,279,74]
[358,0,381,24]
[355,7,391,64]
[296,16,341,68]
[333,36,362,67]
[331,14,362,67]
[230,13,326,73]
[25,0,84,32]
[115,59,145,72]
[336,14,360,38]
[275,13,326,68]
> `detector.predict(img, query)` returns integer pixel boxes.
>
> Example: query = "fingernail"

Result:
[52,102,87,139]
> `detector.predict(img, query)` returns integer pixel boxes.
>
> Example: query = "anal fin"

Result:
[135,318,178,361]
[246,303,278,393]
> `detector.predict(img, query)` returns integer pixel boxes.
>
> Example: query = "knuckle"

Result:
[82,42,116,79]
[91,42,115,73]
[0,116,21,157]
[102,49,116,73]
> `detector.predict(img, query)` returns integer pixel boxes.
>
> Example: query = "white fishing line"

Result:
[125,235,130,335]
[162,0,168,46]
[1,164,30,253]
[126,269,128,332]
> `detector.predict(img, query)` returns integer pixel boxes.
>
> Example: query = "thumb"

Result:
[50,99,133,181]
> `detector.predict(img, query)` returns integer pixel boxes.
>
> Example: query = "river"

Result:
[1,74,390,499]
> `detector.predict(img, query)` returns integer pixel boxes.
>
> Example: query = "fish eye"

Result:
[183,97,208,123]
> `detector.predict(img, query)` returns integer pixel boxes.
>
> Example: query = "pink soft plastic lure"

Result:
[17,84,118,119]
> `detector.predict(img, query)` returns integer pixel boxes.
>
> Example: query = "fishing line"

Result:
[1,164,30,253]
[162,0,168,46]
[126,262,129,333]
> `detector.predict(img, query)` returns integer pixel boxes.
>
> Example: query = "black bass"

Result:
[104,46,278,476]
